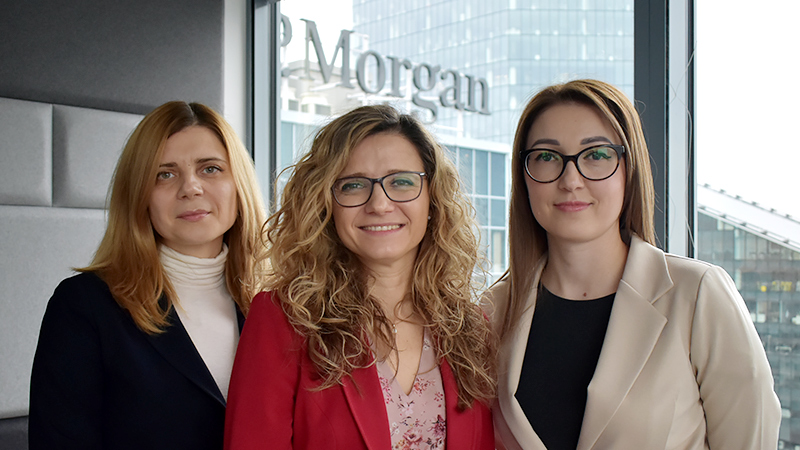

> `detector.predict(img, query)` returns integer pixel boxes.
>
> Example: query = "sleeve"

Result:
[28,276,105,450]
[690,265,782,450]
[224,292,302,450]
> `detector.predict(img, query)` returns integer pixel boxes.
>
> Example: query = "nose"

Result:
[363,181,394,214]
[557,160,584,191]
[178,172,203,198]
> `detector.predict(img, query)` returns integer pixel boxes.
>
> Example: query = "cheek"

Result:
[217,180,238,221]
[148,201,168,238]
[525,179,545,219]
[148,191,168,225]
[609,171,627,216]
[331,205,352,244]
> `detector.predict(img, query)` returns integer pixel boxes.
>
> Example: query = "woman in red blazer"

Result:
[224,105,496,449]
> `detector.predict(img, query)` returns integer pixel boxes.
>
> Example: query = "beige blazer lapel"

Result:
[576,236,673,450]
[490,277,547,450]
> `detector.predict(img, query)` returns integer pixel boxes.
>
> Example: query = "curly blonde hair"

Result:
[266,104,496,408]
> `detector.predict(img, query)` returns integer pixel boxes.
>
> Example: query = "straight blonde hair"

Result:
[501,79,656,339]
[81,101,268,333]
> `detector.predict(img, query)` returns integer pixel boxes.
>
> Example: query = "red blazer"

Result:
[224,291,494,449]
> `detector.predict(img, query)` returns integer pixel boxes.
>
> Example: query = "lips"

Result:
[360,224,403,232]
[177,209,210,221]
[554,201,591,212]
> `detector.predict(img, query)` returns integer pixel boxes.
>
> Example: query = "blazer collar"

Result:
[576,236,671,450]
[143,298,240,407]
[496,236,674,450]
[441,358,486,450]
[342,360,392,450]
[495,277,548,450]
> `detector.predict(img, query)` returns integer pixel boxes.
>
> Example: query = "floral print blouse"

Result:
[376,331,446,450]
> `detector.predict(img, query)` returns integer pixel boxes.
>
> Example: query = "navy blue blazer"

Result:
[29,272,244,450]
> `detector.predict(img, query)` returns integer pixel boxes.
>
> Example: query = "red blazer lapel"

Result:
[442,358,488,450]
[342,363,392,450]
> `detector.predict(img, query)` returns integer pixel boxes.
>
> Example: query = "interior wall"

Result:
[0,0,223,114]
[0,0,229,423]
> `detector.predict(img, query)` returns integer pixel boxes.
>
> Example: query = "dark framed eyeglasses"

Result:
[522,144,626,183]
[332,171,427,207]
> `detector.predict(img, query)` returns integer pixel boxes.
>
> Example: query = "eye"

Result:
[202,165,222,174]
[338,178,367,192]
[156,171,174,181]
[389,173,419,188]
[583,147,614,161]
[533,150,560,162]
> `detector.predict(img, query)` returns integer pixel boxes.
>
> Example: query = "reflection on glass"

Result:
[270,0,634,280]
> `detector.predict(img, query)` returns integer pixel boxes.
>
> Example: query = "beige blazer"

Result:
[486,236,781,450]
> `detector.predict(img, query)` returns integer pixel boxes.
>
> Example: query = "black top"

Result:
[29,272,244,450]
[515,286,615,450]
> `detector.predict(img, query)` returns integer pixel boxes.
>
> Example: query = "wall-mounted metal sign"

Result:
[280,16,490,121]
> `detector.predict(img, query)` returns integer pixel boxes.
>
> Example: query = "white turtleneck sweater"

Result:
[159,244,239,400]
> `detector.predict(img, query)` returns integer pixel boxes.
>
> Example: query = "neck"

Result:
[542,232,628,300]
[366,261,415,322]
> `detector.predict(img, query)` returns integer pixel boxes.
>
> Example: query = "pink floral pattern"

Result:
[376,333,446,450]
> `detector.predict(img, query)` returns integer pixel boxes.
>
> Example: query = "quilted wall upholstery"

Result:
[0,97,142,418]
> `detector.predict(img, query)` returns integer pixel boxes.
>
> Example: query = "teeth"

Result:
[362,225,401,231]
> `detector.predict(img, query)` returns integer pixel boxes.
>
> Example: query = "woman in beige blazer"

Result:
[485,79,781,450]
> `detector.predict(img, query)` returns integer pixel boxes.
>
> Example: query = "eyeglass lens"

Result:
[333,172,424,207]
[525,146,620,182]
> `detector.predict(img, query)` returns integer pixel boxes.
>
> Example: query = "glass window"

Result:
[697,2,800,444]
[475,150,489,195]
[264,0,633,282]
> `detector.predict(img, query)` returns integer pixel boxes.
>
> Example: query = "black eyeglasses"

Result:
[522,144,626,183]
[332,171,427,207]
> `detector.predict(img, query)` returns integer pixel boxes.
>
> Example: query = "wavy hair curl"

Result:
[266,104,496,408]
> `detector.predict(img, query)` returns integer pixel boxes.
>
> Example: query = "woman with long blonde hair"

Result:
[29,101,267,450]
[486,79,780,450]
[224,104,496,449]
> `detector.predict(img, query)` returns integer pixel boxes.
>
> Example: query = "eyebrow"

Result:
[158,157,228,168]
[338,169,414,178]
[528,136,613,148]
[580,136,613,145]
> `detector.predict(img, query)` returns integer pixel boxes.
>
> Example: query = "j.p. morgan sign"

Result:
[281,17,491,121]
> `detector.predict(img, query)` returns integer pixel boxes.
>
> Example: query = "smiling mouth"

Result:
[361,224,402,232]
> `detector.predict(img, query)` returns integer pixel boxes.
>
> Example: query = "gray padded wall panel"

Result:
[53,106,142,208]
[0,0,223,115]
[0,205,105,418]
[0,98,52,206]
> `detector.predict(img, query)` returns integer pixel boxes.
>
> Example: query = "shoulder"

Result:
[481,278,510,331]
[38,272,134,341]
[661,252,738,301]
[247,291,284,320]
[627,235,726,292]
[54,271,110,294]
[46,272,118,315]
[242,291,300,343]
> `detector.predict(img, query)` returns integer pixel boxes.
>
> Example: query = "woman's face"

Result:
[332,132,430,271]
[524,102,626,247]
[148,126,238,258]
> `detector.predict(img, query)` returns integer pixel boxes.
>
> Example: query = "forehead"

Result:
[526,102,620,148]
[161,126,227,161]
[340,132,424,174]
